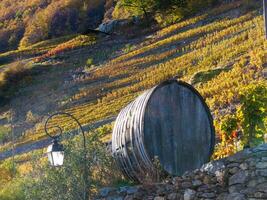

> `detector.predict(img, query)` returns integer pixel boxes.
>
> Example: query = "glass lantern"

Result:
[47,139,64,166]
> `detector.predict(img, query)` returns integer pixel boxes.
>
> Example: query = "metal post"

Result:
[264,0,267,39]
[9,110,16,177]
[45,112,89,200]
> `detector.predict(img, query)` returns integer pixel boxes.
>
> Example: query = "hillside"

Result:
[0,0,266,199]
[0,0,266,155]
[0,0,105,52]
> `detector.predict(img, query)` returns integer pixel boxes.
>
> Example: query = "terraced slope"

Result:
[0,0,266,161]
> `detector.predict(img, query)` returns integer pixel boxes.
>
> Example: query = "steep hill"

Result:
[0,0,105,52]
[0,0,266,162]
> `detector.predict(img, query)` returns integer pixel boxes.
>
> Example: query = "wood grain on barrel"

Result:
[144,82,213,176]
[112,80,215,182]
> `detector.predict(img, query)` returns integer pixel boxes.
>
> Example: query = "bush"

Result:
[0,126,11,144]
[86,58,94,66]
[24,131,126,199]
[213,82,267,159]
[154,6,185,26]
[0,62,32,103]
[123,44,135,53]
[237,83,267,147]
[0,178,26,200]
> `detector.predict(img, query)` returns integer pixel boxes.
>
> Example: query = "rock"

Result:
[181,181,192,188]
[256,182,267,192]
[156,186,166,196]
[126,186,139,195]
[124,195,133,200]
[118,186,138,195]
[100,187,114,197]
[228,163,240,168]
[227,150,251,162]
[240,187,255,195]
[247,177,266,187]
[107,196,123,200]
[229,167,239,174]
[225,193,246,200]
[154,197,165,200]
[197,184,209,192]
[184,189,196,200]
[203,175,213,184]
[167,193,179,200]
[200,192,216,198]
[256,162,267,169]
[255,169,267,177]
[98,19,131,33]
[229,170,248,185]
[215,170,227,185]
[252,144,267,152]
[133,191,145,199]
[240,163,249,170]
[172,177,183,186]
[192,179,202,187]
[254,192,267,198]
[201,160,225,173]
[96,144,267,199]
[228,184,243,193]
[217,193,229,200]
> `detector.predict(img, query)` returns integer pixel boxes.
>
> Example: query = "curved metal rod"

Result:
[44,112,86,149]
[45,125,63,140]
[44,112,89,200]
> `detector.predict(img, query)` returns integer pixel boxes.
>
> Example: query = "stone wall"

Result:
[96,144,267,200]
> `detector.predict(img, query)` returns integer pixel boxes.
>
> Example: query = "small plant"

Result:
[0,126,11,144]
[123,44,134,53]
[213,114,240,159]
[26,111,38,123]
[86,58,94,66]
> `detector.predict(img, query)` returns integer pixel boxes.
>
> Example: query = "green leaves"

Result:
[237,82,267,147]
[24,131,125,200]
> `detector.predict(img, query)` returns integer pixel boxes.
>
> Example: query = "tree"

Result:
[118,0,156,22]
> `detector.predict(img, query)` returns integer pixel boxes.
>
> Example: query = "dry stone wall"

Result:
[96,144,267,200]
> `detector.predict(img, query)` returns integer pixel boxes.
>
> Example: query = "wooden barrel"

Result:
[112,80,215,182]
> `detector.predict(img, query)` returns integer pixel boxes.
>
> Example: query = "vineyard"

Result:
[0,0,266,198]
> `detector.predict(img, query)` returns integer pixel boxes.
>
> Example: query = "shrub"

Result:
[237,83,267,147]
[154,6,185,26]
[0,62,32,103]
[86,58,94,66]
[212,114,239,160]
[213,82,267,159]
[0,126,11,144]
[24,132,126,199]
[0,177,26,200]
[35,35,96,62]
[123,44,135,53]
[26,111,39,124]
